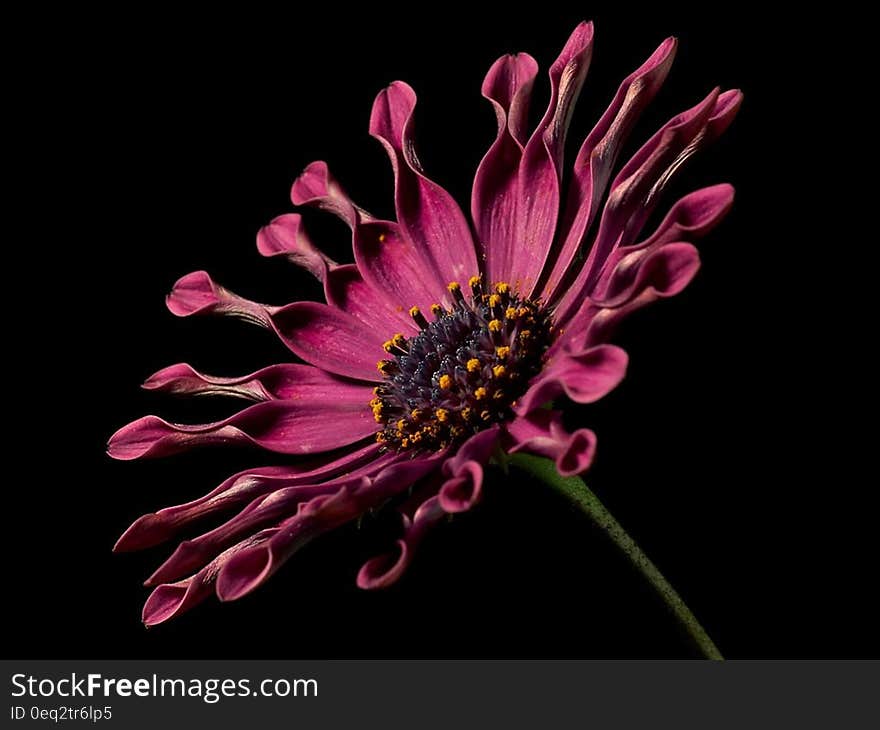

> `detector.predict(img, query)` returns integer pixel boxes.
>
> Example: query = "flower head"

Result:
[109,21,740,625]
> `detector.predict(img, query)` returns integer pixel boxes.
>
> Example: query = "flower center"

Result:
[371,276,553,451]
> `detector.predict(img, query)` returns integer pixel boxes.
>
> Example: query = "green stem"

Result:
[509,452,723,660]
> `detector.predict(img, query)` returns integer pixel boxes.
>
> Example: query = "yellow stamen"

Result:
[468,274,482,288]
[518,329,532,343]
[392,333,407,348]
[397,419,407,432]
[410,408,423,421]
[436,408,449,422]
[409,306,421,318]
[401,437,409,448]
[383,339,395,352]
[488,319,503,333]
[492,365,506,378]
[438,374,452,390]
[495,282,510,295]
[377,360,394,374]
[474,387,488,400]
[430,303,443,317]
[496,346,510,358]
[505,306,518,320]
[466,358,481,373]
[488,294,501,308]
[447,281,461,292]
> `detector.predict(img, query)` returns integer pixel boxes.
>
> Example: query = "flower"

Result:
[108,21,740,626]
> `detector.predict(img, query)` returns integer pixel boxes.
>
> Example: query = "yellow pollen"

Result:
[377,360,393,373]
[392,333,407,347]
[376,432,387,442]
[436,408,449,422]
[517,307,530,318]
[372,386,381,395]
[447,281,461,292]
[488,294,501,308]
[495,282,510,295]
[383,340,395,352]
[492,365,506,378]
[468,275,482,288]
[439,374,452,389]
[410,409,423,421]
[430,303,443,316]
[466,358,481,373]
[496,346,510,358]
[378,232,387,243]
[397,419,407,432]
[401,437,409,448]
[505,306,518,319]
[409,305,421,318]
[410,432,422,443]
[488,319,503,332]
[474,387,488,400]
[518,329,532,342]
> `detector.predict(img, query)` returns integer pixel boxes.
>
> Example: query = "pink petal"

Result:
[438,426,500,513]
[147,455,402,585]
[271,301,386,381]
[290,160,372,229]
[516,344,628,414]
[506,409,597,477]
[353,218,449,320]
[508,21,594,296]
[215,454,444,602]
[107,392,375,460]
[356,494,445,590]
[324,263,417,335]
[370,81,478,291]
[142,362,359,402]
[471,53,539,284]
[142,530,272,626]
[114,443,386,552]
[554,88,742,326]
[166,270,277,327]
[542,37,677,300]
[256,213,336,281]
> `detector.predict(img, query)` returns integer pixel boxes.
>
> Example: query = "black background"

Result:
[10,6,870,658]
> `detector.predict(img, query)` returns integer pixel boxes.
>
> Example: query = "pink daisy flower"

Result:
[108,20,740,638]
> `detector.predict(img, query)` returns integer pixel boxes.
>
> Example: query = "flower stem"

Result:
[509,453,723,660]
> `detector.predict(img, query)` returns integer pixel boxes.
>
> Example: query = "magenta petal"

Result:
[107,393,375,460]
[290,160,371,229]
[370,81,478,289]
[516,344,628,414]
[114,444,386,552]
[216,455,443,602]
[437,426,500,513]
[256,213,336,281]
[471,53,539,284]
[354,218,449,318]
[142,531,272,626]
[506,410,597,477]
[543,37,677,300]
[508,21,594,296]
[271,301,386,381]
[553,88,740,325]
[166,270,276,327]
[356,494,445,589]
[142,362,357,402]
[595,241,702,309]
[324,263,416,335]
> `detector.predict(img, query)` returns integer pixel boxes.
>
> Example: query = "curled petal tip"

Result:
[166,270,218,317]
[141,584,189,627]
[215,548,272,602]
